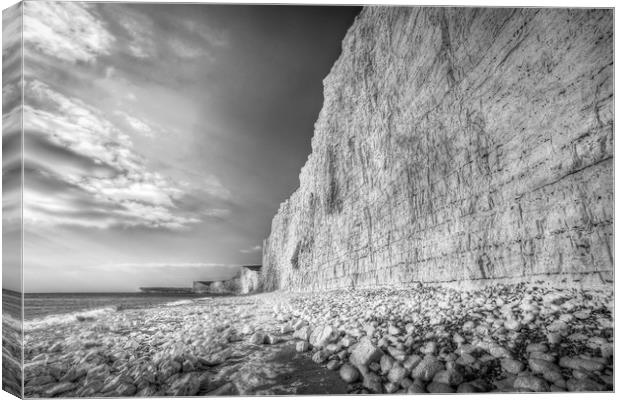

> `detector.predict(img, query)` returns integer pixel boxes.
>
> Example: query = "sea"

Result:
[1,290,218,321]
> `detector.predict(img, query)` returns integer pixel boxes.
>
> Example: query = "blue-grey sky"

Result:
[4,2,359,292]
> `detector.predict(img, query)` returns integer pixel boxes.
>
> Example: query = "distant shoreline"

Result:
[17,291,229,321]
[2,289,224,296]
[24,292,209,296]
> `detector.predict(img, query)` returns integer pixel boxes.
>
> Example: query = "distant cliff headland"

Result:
[262,7,613,291]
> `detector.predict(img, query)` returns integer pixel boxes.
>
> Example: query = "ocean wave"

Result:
[162,299,195,306]
[23,298,203,330]
[23,307,116,330]
[2,313,22,331]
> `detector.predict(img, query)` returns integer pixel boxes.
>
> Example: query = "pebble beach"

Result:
[22,283,613,396]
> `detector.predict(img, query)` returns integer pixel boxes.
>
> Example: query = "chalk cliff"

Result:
[239,266,262,294]
[262,7,613,291]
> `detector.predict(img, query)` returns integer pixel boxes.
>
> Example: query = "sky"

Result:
[2,2,360,292]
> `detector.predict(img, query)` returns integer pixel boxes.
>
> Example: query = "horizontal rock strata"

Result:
[262,7,613,291]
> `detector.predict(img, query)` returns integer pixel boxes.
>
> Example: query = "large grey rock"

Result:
[309,325,337,348]
[362,372,383,393]
[456,383,479,393]
[457,380,492,393]
[529,358,563,383]
[525,343,549,353]
[44,382,77,397]
[504,320,521,331]
[384,381,399,393]
[312,350,329,364]
[529,352,555,362]
[387,363,408,383]
[296,341,310,353]
[559,357,605,372]
[349,337,383,368]
[265,334,279,345]
[339,364,360,383]
[566,378,606,392]
[427,381,456,393]
[380,355,395,374]
[513,376,550,392]
[293,326,313,341]
[501,359,524,374]
[488,345,511,359]
[433,369,464,386]
[206,382,239,396]
[411,358,444,381]
[403,355,422,371]
[167,374,200,396]
[387,325,401,336]
[407,382,427,393]
[326,359,340,371]
[249,332,266,345]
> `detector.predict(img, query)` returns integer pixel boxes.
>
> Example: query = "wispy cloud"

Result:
[182,19,229,48]
[21,3,215,231]
[167,37,210,60]
[116,9,157,59]
[23,80,221,230]
[164,19,228,60]
[202,175,232,200]
[106,5,222,62]
[240,245,262,254]
[114,110,155,137]
[94,262,238,271]
[23,2,114,63]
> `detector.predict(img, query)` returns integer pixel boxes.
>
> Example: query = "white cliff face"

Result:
[239,268,261,294]
[263,7,613,292]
